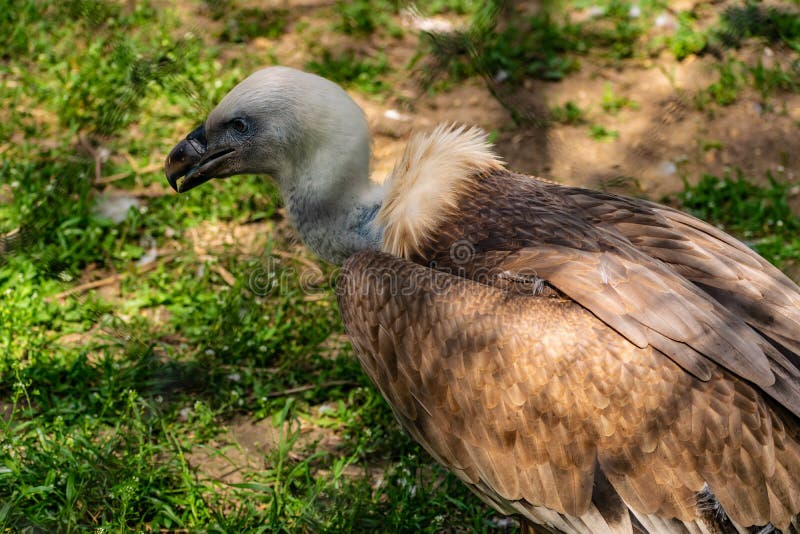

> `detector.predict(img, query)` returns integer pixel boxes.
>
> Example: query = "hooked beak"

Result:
[165,124,235,193]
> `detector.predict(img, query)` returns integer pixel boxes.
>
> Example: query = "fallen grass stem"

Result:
[264,380,357,398]
[49,250,180,300]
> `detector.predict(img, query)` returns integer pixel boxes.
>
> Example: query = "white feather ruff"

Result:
[376,124,504,258]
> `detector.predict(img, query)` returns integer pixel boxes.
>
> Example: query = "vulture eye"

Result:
[231,118,248,133]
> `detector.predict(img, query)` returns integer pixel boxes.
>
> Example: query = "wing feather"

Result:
[568,190,800,354]
[498,246,778,389]
[422,173,800,416]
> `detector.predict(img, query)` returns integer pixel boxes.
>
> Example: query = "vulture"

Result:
[165,67,800,534]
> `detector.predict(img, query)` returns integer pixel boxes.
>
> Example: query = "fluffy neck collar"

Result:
[376,124,504,258]
[283,123,503,265]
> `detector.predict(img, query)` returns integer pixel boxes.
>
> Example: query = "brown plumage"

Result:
[343,167,800,533]
[164,69,800,533]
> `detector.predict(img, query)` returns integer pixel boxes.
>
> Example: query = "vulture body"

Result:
[165,67,800,533]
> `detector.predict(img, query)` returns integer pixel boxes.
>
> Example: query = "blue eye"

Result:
[232,118,248,133]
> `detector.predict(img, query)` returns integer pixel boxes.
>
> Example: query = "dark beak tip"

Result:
[165,161,182,193]
[164,142,198,193]
[165,123,208,194]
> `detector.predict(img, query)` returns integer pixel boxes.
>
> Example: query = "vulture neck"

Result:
[281,134,384,266]
[280,123,503,265]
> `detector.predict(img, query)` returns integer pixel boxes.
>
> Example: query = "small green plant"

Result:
[576,0,673,61]
[699,139,723,152]
[425,0,484,15]
[668,11,708,60]
[306,49,390,95]
[704,59,746,106]
[589,124,619,141]
[600,83,638,114]
[749,60,800,100]
[219,8,289,42]
[717,3,800,49]
[550,100,585,124]
[0,0,41,58]
[482,13,584,81]
[333,0,399,37]
[696,57,800,109]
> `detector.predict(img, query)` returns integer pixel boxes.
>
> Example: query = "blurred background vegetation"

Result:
[1,0,800,531]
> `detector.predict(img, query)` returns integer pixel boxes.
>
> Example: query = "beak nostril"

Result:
[186,123,207,145]
[188,138,207,155]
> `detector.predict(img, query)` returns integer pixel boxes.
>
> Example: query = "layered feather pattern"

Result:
[350,125,800,533]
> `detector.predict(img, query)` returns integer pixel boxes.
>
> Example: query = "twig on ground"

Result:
[94,171,132,185]
[79,134,104,184]
[122,151,163,175]
[50,250,179,300]
[271,248,324,274]
[264,380,356,398]
[213,264,237,286]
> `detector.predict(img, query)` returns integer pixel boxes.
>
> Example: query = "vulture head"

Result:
[165,66,380,263]
[165,66,370,196]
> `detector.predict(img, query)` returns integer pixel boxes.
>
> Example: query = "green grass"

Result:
[656,3,800,61]
[306,49,391,96]
[589,124,620,141]
[2,0,800,532]
[671,3,800,109]
[550,100,586,124]
[422,3,585,86]
[217,7,290,43]
[749,60,800,101]
[705,59,746,106]
[666,11,708,60]
[696,57,800,109]
[600,83,638,114]
[333,0,401,38]
[718,3,800,49]
[417,0,800,112]
[678,172,800,266]
[204,0,291,47]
